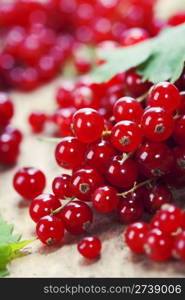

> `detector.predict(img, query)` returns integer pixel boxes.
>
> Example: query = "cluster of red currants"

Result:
[0,0,160,92]
[126,204,185,262]
[0,92,22,166]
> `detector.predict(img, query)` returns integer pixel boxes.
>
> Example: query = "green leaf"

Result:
[91,23,185,84]
[0,216,35,277]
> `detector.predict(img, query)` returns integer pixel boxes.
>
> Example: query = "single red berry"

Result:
[92,185,119,213]
[55,136,86,169]
[4,125,23,144]
[13,167,46,200]
[117,189,144,224]
[36,215,65,246]
[105,155,138,188]
[52,174,72,200]
[54,107,76,137]
[71,167,104,201]
[0,131,20,165]
[173,231,185,261]
[29,193,61,223]
[125,222,149,253]
[59,200,93,235]
[121,27,149,46]
[77,236,101,259]
[141,107,174,142]
[172,146,185,175]
[151,204,182,234]
[28,111,47,134]
[144,228,173,262]
[56,83,74,107]
[113,96,143,123]
[111,120,142,152]
[72,108,104,143]
[84,140,116,173]
[124,69,151,97]
[136,141,174,178]
[144,184,172,213]
[0,92,14,129]
[148,82,181,112]
[173,115,185,147]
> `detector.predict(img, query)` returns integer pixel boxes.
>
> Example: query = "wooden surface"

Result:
[1,0,185,278]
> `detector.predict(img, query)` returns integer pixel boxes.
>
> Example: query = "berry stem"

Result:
[119,151,134,164]
[51,196,75,215]
[137,91,149,102]
[102,130,111,136]
[38,136,61,143]
[118,178,153,198]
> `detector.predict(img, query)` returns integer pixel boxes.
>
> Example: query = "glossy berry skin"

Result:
[71,167,104,201]
[148,82,181,112]
[144,228,173,262]
[121,27,149,46]
[117,190,144,224]
[84,140,116,173]
[59,200,93,235]
[29,193,61,223]
[144,184,172,213]
[92,185,119,213]
[54,107,76,137]
[28,111,47,134]
[173,231,185,261]
[4,125,23,144]
[141,107,174,142]
[125,222,149,254]
[113,96,143,123]
[181,211,185,230]
[0,92,14,129]
[13,167,46,200]
[72,108,104,143]
[52,174,72,200]
[136,141,174,178]
[151,204,182,234]
[111,120,142,152]
[55,137,86,169]
[56,84,74,107]
[173,115,185,147]
[105,155,138,188]
[77,236,101,259]
[0,131,20,165]
[172,146,185,175]
[36,215,64,246]
[124,69,151,97]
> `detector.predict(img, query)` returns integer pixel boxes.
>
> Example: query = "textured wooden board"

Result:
[1,0,185,278]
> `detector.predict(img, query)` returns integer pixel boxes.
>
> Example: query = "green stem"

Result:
[118,179,153,198]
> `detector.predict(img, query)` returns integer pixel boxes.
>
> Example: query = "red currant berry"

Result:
[52,174,72,200]
[144,228,173,262]
[148,82,181,112]
[136,141,174,177]
[29,193,61,223]
[105,155,138,188]
[36,215,64,246]
[72,108,104,143]
[84,140,116,173]
[59,200,93,235]
[77,236,101,259]
[55,137,86,169]
[117,189,144,224]
[144,184,172,213]
[111,120,142,152]
[151,204,182,234]
[28,111,47,134]
[13,167,46,200]
[121,27,149,46]
[4,125,23,144]
[71,167,104,201]
[173,115,185,146]
[181,211,185,230]
[92,185,119,213]
[54,107,76,137]
[56,83,74,108]
[125,222,149,254]
[173,231,185,261]
[113,96,143,123]
[0,92,14,129]
[141,107,174,142]
[124,69,151,97]
[0,131,20,165]
[172,146,185,175]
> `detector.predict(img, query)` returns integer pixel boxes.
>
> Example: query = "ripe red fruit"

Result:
[72,108,104,143]
[92,185,119,213]
[28,111,47,134]
[71,167,104,201]
[59,200,93,235]
[124,69,151,97]
[181,211,185,230]
[141,107,174,142]
[173,231,185,261]
[54,107,76,137]
[77,236,101,259]
[55,137,86,169]
[105,155,138,188]
[148,82,181,112]
[36,215,65,246]
[173,115,185,147]
[121,27,149,46]
[52,174,72,200]
[29,193,61,223]
[0,92,14,129]
[144,228,173,262]
[56,83,74,107]
[13,167,46,200]
[113,96,143,123]
[125,222,149,253]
